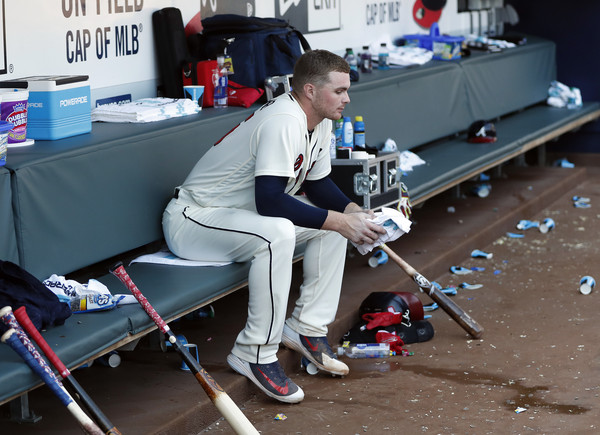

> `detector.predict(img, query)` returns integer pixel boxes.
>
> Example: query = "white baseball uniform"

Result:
[162,93,347,364]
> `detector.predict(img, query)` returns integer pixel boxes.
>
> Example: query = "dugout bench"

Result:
[1,33,599,421]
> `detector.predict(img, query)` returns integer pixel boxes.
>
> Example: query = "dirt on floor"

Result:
[203,167,600,435]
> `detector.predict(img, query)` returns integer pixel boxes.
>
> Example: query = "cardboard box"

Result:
[0,75,91,140]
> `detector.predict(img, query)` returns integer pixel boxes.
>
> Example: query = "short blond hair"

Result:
[292,49,350,91]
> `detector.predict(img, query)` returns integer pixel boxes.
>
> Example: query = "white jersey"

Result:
[179,93,333,211]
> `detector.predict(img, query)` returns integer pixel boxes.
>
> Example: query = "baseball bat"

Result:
[381,244,484,339]
[109,262,259,435]
[10,306,121,435]
[1,328,104,435]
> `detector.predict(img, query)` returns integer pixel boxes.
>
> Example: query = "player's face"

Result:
[312,71,350,121]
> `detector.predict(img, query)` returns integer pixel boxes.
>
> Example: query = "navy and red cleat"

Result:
[227,353,304,403]
[282,324,349,376]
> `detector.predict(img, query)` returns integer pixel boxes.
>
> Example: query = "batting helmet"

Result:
[467,120,497,143]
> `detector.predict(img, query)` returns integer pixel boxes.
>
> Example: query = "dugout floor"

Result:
[4,154,600,434]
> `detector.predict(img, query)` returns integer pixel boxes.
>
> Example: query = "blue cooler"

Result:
[0,75,91,140]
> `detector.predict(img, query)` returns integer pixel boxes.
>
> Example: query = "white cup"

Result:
[183,85,205,109]
[579,276,595,295]
[539,218,555,233]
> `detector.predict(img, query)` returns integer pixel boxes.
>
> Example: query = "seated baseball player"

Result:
[162,49,386,403]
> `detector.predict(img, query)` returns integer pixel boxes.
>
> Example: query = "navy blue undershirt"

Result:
[255,175,352,229]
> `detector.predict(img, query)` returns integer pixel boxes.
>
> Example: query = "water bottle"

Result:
[337,343,391,359]
[353,116,365,148]
[334,118,343,147]
[360,45,373,73]
[341,116,354,149]
[378,43,390,70]
[329,132,337,160]
[213,55,228,108]
[344,48,358,73]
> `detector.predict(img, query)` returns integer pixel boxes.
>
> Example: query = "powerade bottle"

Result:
[360,46,373,73]
[378,43,390,70]
[213,55,228,108]
[353,116,365,148]
[341,116,354,149]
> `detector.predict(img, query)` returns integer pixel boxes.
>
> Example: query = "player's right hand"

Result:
[337,210,386,245]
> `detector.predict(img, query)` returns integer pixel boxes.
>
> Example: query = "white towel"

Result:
[92,98,200,123]
[352,207,412,255]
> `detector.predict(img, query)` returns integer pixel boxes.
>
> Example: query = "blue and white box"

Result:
[0,75,91,140]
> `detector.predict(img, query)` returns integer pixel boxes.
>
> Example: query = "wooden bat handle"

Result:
[109,263,259,435]
[381,245,484,339]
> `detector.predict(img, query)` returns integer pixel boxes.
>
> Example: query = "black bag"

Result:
[152,7,191,98]
[188,14,311,90]
[0,261,71,333]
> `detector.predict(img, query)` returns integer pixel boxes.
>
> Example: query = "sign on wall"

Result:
[200,0,255,18]
[275,0,340,34]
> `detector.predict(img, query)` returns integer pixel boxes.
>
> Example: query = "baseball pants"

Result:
[163,190,347,364]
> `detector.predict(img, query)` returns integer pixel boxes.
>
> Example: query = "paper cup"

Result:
[579,276,595,295]
[539,218,555,233]
[180,343,199,371]
[183,85,205,109]
[368,250,389,268]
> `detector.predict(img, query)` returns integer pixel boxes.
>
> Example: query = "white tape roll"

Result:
[351,151,369,160]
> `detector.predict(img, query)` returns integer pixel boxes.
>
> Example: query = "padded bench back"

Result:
[461,38,556,120]
[344,36,557,150]
[346,62,470,150]
[1,167,19,263]
[9,109,253,279]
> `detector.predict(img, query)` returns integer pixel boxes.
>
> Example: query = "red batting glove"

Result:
[361,312,405,330]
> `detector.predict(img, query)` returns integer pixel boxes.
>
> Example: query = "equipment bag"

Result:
[188,14,311,90]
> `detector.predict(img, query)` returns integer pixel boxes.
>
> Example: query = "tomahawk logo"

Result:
[475,125,487,137]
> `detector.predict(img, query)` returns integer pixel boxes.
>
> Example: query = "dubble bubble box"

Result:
[0,75,91,140]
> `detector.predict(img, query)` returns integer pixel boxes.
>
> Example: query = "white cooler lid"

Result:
[0,75,89,91]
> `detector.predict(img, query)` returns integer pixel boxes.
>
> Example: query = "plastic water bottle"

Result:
[344,48,359,73]
[334,118,343,148]
[353,116,365,148]
[213,55,228,108]
[341,116,354,149]
[329,132,337,160]
[378,43,390,70]
[337,343,391,359]
[360,45,373,73]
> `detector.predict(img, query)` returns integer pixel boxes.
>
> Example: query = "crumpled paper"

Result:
[351,207,412,255]
[399,150,426,172]
[43,274,136,312]
[547,80,582,109]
